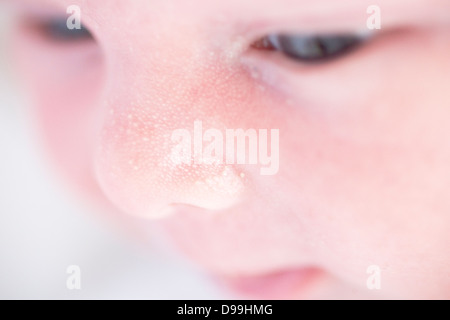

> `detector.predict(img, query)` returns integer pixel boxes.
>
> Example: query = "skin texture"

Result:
[7,0,450,299]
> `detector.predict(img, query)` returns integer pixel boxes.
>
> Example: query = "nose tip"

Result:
[95,148,246,219]
[94,106,247,219]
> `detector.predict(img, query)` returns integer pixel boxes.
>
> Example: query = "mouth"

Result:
[216,267,324,299]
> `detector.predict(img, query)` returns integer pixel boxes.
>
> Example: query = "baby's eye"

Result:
[36,18,93,42]
[253,33,370,63]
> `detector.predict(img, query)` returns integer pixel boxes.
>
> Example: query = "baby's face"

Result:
[8,0,450,299]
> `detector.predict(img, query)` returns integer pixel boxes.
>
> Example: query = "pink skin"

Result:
[7,0,450,299]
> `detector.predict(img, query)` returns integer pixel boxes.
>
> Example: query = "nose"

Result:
[93,28,259,219]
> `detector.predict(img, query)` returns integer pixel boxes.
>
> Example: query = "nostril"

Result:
[136,163,247,218]
[183,165,247,210]
[156,163,248,214]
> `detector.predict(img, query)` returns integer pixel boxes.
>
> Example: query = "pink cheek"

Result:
[11,34,105,193]
[94,54,285,219]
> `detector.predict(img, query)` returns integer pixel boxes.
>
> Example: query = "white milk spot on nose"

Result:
[224,36,247,62]
[192,166,245,211]
[250,68,260,80]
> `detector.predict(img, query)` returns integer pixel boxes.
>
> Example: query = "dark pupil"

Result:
[272,35,362,61]
[43,19,92,41]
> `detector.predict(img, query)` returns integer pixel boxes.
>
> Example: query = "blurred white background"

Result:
[0,5,227,300]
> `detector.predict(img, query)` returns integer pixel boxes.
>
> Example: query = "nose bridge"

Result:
[94,36,251,218]
[106,31,238,124]
[100,11,250,127]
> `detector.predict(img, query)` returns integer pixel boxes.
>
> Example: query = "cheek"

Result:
[12,32,105,193]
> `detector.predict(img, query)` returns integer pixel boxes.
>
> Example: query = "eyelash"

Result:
[252,33,371,63]
[36,18,369,65]
[37,18,93,41]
